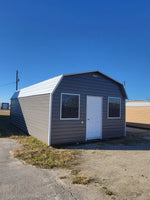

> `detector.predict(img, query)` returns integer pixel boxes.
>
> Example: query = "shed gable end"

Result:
[51,72,125,145]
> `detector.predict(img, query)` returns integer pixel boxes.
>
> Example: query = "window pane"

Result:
[109,98,120,118]
[109,97,120,104]
[61,94,79,118]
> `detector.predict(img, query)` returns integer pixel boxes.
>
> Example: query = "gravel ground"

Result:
[0,138,105,200]
[64,127,150,200]
[1,127,150,200]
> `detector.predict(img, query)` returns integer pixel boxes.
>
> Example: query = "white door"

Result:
[86,96,102,140]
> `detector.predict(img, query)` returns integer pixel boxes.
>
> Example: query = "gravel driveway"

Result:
[0,138,106,200]
[1,127,150,200]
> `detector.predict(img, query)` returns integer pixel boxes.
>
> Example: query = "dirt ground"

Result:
[126,106,150,125]
[0,109,10,116]
[62,127,150,200]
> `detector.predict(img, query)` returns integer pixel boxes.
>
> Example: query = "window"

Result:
[108,97,121,118]
[60,93,80,119]
[1,103,9,110]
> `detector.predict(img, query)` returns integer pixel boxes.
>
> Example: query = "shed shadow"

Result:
[61,127,150,151]
[10,98,28,135]
[0,92,28,137]
[0,115,26,137]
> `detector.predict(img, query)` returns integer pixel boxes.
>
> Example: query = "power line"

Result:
[0,81,16,88]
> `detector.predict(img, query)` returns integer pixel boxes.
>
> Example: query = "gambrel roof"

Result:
[11,70,128,99]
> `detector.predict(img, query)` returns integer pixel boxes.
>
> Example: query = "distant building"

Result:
[1,103,9,110]
[126,101,150,129]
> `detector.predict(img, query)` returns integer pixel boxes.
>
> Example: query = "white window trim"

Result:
[124,101,126,136]
[60,93,80,120]
[107,97,121,119]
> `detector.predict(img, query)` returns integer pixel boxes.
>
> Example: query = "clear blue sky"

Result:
[0,0,150,102]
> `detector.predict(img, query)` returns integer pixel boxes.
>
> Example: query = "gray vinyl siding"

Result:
[10,94,50,145]
[103,99,125,138]
[51,72,125,145]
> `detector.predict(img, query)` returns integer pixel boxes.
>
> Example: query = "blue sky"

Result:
[0,0,150,102]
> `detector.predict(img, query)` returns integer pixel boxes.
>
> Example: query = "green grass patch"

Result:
[12,135,77,169]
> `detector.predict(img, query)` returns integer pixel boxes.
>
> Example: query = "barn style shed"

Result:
[10,71,128,145]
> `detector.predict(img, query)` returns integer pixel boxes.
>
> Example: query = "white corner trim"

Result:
[48,94,52,146]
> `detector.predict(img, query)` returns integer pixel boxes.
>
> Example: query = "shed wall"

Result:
[10,94,50,144]
[51,72,125,145]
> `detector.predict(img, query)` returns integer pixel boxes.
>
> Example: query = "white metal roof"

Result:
[11,75,63,99]
[126,101,150,107]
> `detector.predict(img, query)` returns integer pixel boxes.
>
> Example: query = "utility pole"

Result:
[16,70,20,91]
[123,81,126,89]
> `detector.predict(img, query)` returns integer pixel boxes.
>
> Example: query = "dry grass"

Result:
[0,115,78,169]
[12,135,77,169]
[72,175,92,185]
[71,168,92,185]
[0,109,10,116]
[102,186,114,196]
[71,169,81,175]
